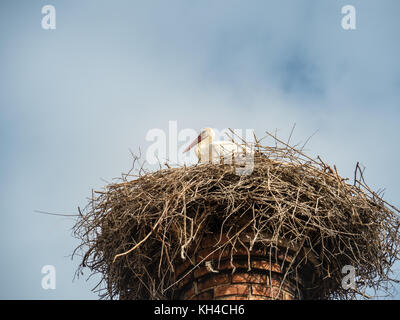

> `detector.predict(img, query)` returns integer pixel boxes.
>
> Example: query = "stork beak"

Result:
[183,134,202,153]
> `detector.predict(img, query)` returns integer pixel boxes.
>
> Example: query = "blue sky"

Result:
[0,0,399,299]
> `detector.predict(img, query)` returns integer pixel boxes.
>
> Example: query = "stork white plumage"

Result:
[183,128,254,164]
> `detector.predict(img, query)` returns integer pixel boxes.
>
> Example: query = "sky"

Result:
[0,0,399,299]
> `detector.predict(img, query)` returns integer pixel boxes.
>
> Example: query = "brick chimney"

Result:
[174,234,303,300]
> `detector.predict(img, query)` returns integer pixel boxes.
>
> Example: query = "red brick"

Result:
[192,290,213,300]
[251,284,283,299]
[251,284,270,297]
[232,273,268,284]
[218,259,250,271]
[278,253,294,263]
[174,234,301,301]
[233,246,266,258]
[249,296,271,300]
[214,284,250,297]
[177,272,193,288]
[283,290,295,300]
[197,274,230,291]
[216,295,248,300]
[181,285,196,299]
[194,266,210,279]
[270,277,297,293]
[251,260,281,273]
[270,278,281,287]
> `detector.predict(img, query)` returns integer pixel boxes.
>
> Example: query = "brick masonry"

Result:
[174,234,304,300]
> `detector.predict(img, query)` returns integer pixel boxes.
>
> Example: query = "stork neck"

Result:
[200,135,213,146]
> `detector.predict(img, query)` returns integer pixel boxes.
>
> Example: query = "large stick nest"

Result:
[73,131,400,300]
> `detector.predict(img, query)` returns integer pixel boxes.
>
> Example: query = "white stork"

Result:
[183,128,254,164]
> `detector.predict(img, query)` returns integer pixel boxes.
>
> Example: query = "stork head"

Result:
[183,127,215,153]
